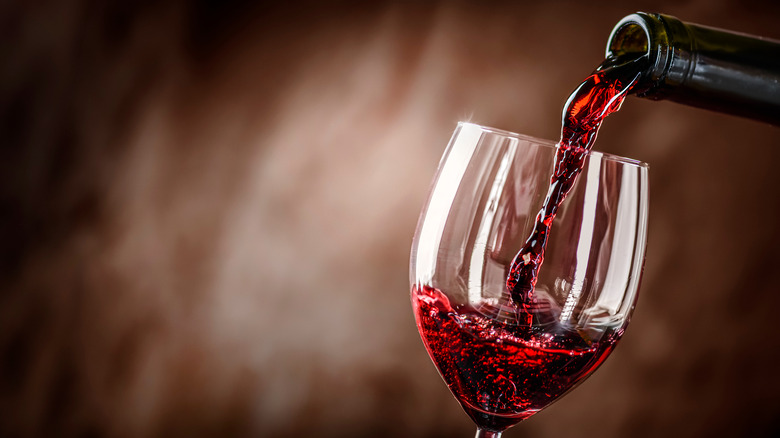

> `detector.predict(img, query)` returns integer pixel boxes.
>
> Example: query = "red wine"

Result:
[413,56,644,431]
[411,56,644,431]
[506,55,644,321]
[412,285,618,432]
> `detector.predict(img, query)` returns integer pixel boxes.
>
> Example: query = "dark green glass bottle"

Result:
[606,12,780,125]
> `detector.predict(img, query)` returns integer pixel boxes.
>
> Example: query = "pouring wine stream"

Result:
[505,55,646,327]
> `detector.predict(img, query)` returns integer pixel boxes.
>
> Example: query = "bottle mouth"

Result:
[607,17,651,59]
[605,12,686,96]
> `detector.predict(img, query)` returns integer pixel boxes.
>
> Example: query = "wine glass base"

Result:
[475,429,503,438]
[463,405,532,433]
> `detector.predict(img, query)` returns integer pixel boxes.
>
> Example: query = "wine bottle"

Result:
[606,12,780,125]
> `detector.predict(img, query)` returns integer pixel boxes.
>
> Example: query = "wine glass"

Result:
[410,122,648,437]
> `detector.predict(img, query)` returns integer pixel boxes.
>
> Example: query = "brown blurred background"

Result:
[2,0,780,437]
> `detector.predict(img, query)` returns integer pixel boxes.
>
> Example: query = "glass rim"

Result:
[458,121,650,169]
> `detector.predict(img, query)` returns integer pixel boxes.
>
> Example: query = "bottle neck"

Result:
[606,12,780,125]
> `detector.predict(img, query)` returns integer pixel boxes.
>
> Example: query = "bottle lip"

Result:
[605,13,655,60]
[606,12,691,96]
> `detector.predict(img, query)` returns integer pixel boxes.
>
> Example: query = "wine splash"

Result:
[412,285,617,431]
[506,55,646,322]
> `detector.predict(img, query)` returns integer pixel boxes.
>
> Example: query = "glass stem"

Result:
[475,429,502,438]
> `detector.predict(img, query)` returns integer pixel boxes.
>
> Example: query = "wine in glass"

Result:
[410,122,648,437]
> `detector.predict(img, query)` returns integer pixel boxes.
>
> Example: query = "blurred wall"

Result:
[2,0,780,437]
